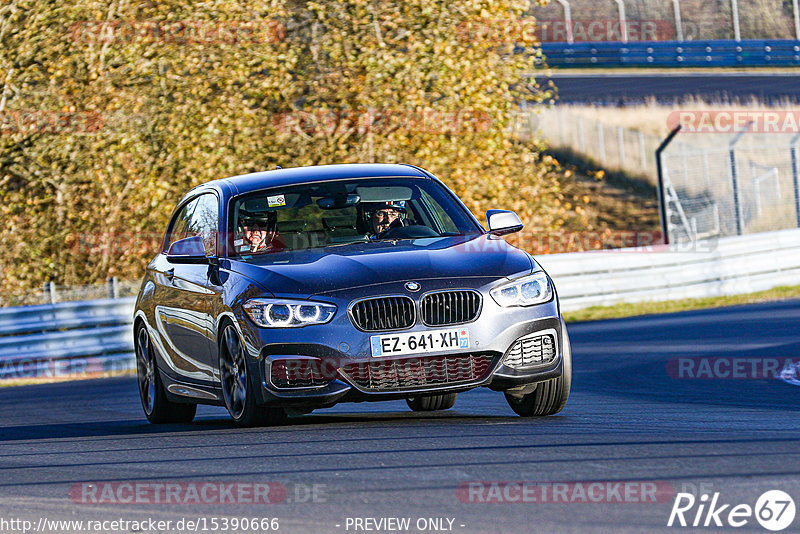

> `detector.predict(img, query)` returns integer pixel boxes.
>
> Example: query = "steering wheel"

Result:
[377,218,439,240]
[376,218,407,240]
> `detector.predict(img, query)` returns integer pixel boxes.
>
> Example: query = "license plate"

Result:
[370,328,470,357]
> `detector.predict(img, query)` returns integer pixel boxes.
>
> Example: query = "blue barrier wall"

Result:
[539,39,800,67]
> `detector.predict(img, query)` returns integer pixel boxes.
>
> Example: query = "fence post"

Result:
[558,108,566,146]
[554,0,574,44]
[108,277,119,299]
[617,126,625,168]
[728,122,752,235]
[47,281,57,304]
[526,108,537,139]
[656,125,682,244]
[791,132,800,228]
[639,131,647,171]
[702,149,711,188]
[752,163,763,217]
[731,0,741,41]
[672,0,684,41]
[597,122,606,164]
[577,115,585,153]
[680,142,690,189]
[613,0,628,43]
[794,0,800,41]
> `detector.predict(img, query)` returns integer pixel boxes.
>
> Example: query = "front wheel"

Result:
[504,375,569,416]
[135,323,196,424]
[219,322,286,427]
[406,393,457,412]
[504,322,572,417]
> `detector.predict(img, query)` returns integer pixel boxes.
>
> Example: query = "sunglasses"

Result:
[372,210,400,220]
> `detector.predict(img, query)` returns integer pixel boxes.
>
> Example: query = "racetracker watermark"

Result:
[70,233,164,257]
[0,110,104,135]
[456,481,675,503]
[71,229,713,259]
[667,111,800,134]
[69,482,327,505]
[0,356,133,381]
[272,109,492,136]
[500,230,668,254]
[666,357,800,380]
[456,18,674,43]
[68,20,285,45]
[461,230,715,254]
[269,355,484,385]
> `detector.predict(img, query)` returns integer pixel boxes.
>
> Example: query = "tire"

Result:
[135,323,197,424]
[504,322,572,417]
[219,322,286,427]
[406,393,458,412]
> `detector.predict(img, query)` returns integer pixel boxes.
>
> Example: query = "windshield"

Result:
[228,177,481,258]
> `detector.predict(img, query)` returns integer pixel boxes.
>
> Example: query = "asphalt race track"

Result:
[545,73,800,104]
[1,300,799,533]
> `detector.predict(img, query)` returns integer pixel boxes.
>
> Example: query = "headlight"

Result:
[243,299,337,328]
[490,271,552,307]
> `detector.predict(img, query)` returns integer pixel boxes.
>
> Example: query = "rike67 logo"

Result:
[668,490,796,531]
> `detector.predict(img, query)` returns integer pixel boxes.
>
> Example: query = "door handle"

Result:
[165,268,175,281]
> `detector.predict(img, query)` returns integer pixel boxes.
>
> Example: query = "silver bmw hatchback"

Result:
[133,164,571,426]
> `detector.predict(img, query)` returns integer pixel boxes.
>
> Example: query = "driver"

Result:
[239,212,277,253]
[368,201,407,237]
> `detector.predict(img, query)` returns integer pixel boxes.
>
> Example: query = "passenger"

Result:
[240,213,277,253]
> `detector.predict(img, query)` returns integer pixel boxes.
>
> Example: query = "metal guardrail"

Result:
[539,227,800,311]
[2,228,799,381]
[0,298,136,381]
[539,39,800,67]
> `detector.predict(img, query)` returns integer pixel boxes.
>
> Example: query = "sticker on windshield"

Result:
[268,195,286,207]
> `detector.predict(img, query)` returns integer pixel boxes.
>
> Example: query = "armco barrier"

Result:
[539,39,800,67]
[2,228,800,381]
[538,227,800,312]
[0,298,136,381]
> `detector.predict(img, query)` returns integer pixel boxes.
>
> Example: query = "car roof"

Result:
[184,163,431,202]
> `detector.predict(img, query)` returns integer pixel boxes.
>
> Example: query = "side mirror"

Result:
[167,236,212,264]
[486,210,524,236]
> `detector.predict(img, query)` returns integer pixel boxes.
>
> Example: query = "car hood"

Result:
[225,234,534,297]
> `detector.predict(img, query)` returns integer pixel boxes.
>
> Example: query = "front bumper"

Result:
[234,278,567,407]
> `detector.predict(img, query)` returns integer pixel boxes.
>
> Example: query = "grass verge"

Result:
[564,284,800,323]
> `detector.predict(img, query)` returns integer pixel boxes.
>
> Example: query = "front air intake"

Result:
[340,353,495,391]
[503,332,557,369]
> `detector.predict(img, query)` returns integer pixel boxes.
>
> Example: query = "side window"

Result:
[163,198,199,253]
[186,193,219,256]
[420,189,459,234]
